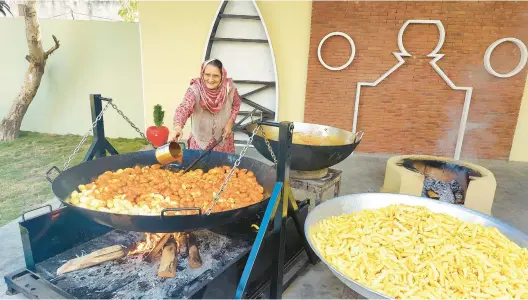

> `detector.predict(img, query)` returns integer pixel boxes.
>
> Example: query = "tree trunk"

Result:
[0,0,60,141]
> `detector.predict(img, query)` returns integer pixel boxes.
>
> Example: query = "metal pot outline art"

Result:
[351,20,473,161]
[317,31,356,71]
[484,37,528,78]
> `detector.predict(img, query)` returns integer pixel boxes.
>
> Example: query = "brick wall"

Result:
[304,1,528,159]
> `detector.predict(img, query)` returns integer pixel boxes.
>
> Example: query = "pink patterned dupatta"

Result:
[189,59,234,114]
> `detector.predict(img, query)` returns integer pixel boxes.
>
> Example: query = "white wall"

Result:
[3,0,123,21]
[0,18,145,139]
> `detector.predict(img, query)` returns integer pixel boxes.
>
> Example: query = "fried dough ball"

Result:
[68,165,266,216]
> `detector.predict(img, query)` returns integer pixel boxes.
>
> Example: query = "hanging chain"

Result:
[108,102,154,148]
[62,102,112,170]
[259,127,278,167]
[249,110,277,167]
[205,124,260,215]
[62,99,153,171]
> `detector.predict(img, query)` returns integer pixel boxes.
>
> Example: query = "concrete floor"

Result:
[1,149,527,299]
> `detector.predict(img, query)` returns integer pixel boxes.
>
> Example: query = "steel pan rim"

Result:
[252,134,362,148]
[304,193,528,299]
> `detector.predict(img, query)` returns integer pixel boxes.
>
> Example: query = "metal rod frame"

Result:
[83,99,315,298]
[83,94,119,162]
[234,121,318,299]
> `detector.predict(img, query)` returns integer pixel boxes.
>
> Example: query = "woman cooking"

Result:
[169,59,242,153]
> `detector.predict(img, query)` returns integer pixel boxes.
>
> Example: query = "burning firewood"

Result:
[56,245,125,275]
[128,233,165,257]
[176,233,187,254]
[127,232,202,277]
[426,189,440,199]
[158,239,178,278]
[145,233,171,262]
[187,234,202,269]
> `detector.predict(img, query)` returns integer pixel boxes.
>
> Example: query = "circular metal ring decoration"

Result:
[484,37,528,78]
[318,32,356,71]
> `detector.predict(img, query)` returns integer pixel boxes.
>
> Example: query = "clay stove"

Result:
[381,155,497,215]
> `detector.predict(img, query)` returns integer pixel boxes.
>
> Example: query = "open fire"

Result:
[57,232,202,279]
[400,158,475,205]
[422,178,464,204]
[382,155,496,216]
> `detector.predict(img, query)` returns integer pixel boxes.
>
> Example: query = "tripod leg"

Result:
[287,186,318,265]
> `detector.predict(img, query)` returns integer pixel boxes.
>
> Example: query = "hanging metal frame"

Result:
[53,93,318,299]
[62,94,185,171]
[234,121,318,299]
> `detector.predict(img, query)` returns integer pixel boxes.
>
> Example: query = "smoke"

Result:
[435,106,461,157]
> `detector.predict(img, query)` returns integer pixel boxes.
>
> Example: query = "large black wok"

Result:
[244,122,363,171]
[47,149,276,233]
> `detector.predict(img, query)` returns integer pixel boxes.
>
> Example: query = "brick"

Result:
[304,1,528,160]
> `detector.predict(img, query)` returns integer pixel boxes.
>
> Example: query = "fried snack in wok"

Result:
[310,204,528,299]
[292,132,345,146]
[68,165,265,216]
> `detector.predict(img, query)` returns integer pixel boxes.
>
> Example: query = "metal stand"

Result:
[235,121,318,299]
[45,97,316,299]
[290,169,343,210]
[83,94,119,161]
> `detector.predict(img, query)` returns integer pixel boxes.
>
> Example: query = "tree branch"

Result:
[24,0,44,58]
[0,0,13,16]
[44,35,60,59]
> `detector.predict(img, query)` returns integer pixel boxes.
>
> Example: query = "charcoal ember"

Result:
[422,178,455,204]
[449,180,465,204]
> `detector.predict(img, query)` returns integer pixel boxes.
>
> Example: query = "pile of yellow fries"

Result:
[310,204,528,299]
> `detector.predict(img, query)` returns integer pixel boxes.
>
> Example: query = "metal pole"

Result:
[287,188,319,265]
[91,94,106,159]
[234,182,284,299]
[269,121,293,299]
[234,121,293,299]
[84,94,119,162]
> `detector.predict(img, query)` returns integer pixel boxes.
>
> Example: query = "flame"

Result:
[127,232,185,257]
[127,233,165,256]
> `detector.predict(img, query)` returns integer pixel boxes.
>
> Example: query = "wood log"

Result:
[56,245,124,275]
[188,234,202,269]
[145,233,171,262]
[177,233,188,254]
[158,241,177,278]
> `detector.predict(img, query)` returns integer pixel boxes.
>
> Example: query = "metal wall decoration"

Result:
[484,38,528,78]
[352,20,474,161]
[317,32,356,71]
[203,0,279,144]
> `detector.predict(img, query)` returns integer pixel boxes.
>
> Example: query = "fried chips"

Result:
[310,204,528,299]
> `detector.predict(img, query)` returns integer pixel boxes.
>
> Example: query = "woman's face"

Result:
[202,64,222,90]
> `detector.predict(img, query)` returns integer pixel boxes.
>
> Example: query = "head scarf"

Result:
[190,59,234,114]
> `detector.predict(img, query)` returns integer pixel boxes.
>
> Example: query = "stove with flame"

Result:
[381,155,496,215]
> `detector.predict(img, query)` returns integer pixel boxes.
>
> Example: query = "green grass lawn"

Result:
[0,131,149,226]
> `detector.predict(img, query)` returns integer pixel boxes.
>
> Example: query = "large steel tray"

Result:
[304,193,528,299]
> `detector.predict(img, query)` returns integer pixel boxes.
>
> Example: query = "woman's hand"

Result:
[222,120,234,140]
[169,126,183,142]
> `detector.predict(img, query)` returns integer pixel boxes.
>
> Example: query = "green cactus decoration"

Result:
[153,104,165,127]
